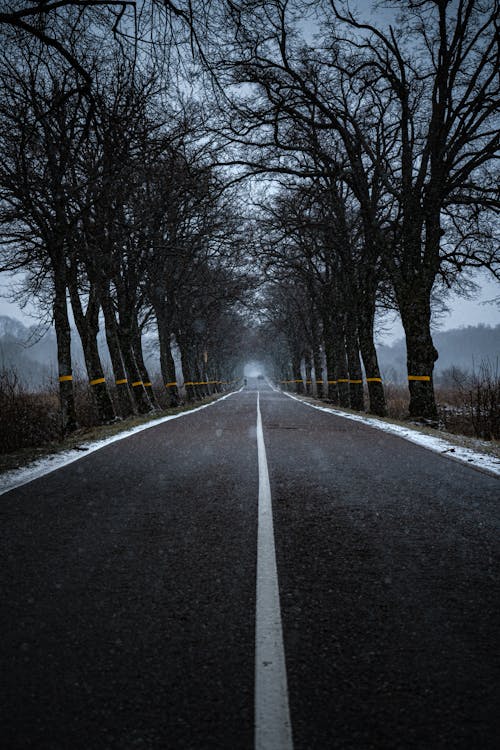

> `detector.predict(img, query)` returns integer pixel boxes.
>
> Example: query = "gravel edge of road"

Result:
[282,391,500,479]
[0,389,242,495]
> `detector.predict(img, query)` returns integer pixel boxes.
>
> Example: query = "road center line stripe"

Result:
[255,392,294,750]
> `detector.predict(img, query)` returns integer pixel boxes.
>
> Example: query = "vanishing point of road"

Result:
[1,381,499,749]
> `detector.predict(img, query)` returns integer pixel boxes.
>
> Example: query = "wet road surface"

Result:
[1,382,499,749]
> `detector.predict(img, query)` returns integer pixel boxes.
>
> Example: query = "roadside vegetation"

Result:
[0,1,498,442]
[1,358,498,476]
[280,359,500,442]
[0,365,238,471]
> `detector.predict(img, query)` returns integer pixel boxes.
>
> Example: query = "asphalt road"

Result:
[1,381,499,749]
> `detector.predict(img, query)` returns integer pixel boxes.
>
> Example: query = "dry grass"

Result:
[0,370,61,453]
[0,367,224,471]
[384,363,500,440]
[285,364,500,442]
[2,362,498,474]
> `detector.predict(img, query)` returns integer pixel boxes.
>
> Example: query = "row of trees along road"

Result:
[0,9,251,432]
[0,0,498,427]
[206,0,499,420]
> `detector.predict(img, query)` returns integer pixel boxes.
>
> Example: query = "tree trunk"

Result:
[81,332,116,423]
[67,271,115,424]
[309,350,318,398]
[332,318,350,408]
[170,332,186,402]
[345,312,364,411]
[101,292,135,418]
[358,302,386,415]
[131,319,159,410]
[117,325,152,414]
[299,356,308,394]
[322,321,338,404]
[156,313,178,407]
[319,344,328,401]
[52,272,77,434]
[399,292,439,419]
[290,354,300,393]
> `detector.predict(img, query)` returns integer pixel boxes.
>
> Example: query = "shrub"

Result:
[0,368,61,453]
[465,360,500,440]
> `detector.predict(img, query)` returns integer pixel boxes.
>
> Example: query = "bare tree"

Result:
[207,0,499,418]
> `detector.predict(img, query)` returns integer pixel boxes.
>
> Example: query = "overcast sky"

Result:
[1,270,498,346]
[0,1,498,348]
[375,272,499,344]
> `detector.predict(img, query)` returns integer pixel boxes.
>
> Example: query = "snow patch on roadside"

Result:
[0,389,242,497]
[284,392,500,478]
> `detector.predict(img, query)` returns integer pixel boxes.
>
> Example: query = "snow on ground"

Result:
[285,392,500,479]
[0,390,241,497]
[2,386,497,498]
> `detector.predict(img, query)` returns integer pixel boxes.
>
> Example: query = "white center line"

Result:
[255,391,294,750]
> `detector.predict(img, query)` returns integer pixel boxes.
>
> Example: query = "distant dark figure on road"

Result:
[244,378,247,386]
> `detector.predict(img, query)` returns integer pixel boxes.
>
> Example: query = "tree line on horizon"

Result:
[0,0,498,430]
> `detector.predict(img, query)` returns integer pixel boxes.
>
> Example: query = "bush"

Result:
[464,361,500,440]
[0,368,62,453]
[362,362,498,440]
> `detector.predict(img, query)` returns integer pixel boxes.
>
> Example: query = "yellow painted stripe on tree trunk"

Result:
[408,375,431,381]
[131,381,143,387]
[338,379,349,383]
[327,380,337,384]
[366,378,382,383]
[90,377,105,386]
[58,375,73,382]
[349,379,363,384]
[165,382,177,387]
[144,382,152,387]
[115,379,128,385]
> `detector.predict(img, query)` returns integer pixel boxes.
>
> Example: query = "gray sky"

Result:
[1,270,499,346]
[376,271,499,344]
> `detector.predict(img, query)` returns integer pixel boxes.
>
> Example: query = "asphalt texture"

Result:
[1,381,499,749]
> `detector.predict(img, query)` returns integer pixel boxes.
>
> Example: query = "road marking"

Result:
[255,392,294,750]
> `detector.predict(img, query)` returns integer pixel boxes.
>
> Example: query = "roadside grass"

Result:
[2,362,499,474]
[0,388,226,475]
[295,388,500,462]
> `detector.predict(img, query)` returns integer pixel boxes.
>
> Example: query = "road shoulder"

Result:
[282,391,500,478]
[0,389,241,495]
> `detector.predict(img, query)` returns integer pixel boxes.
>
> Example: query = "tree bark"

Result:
[318,344,328,401]
[101,292,135,418]
[358,314,387,416]
[399,293,439,419]
[117,324,152,414]
[52,270,77,434]
[67,269,115,424]
[170,332,186,402]
[155,311,179,406]
[131,318,160,410]
[344,311,364,411]
[331,317,350,408]
[299,356,308,394]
